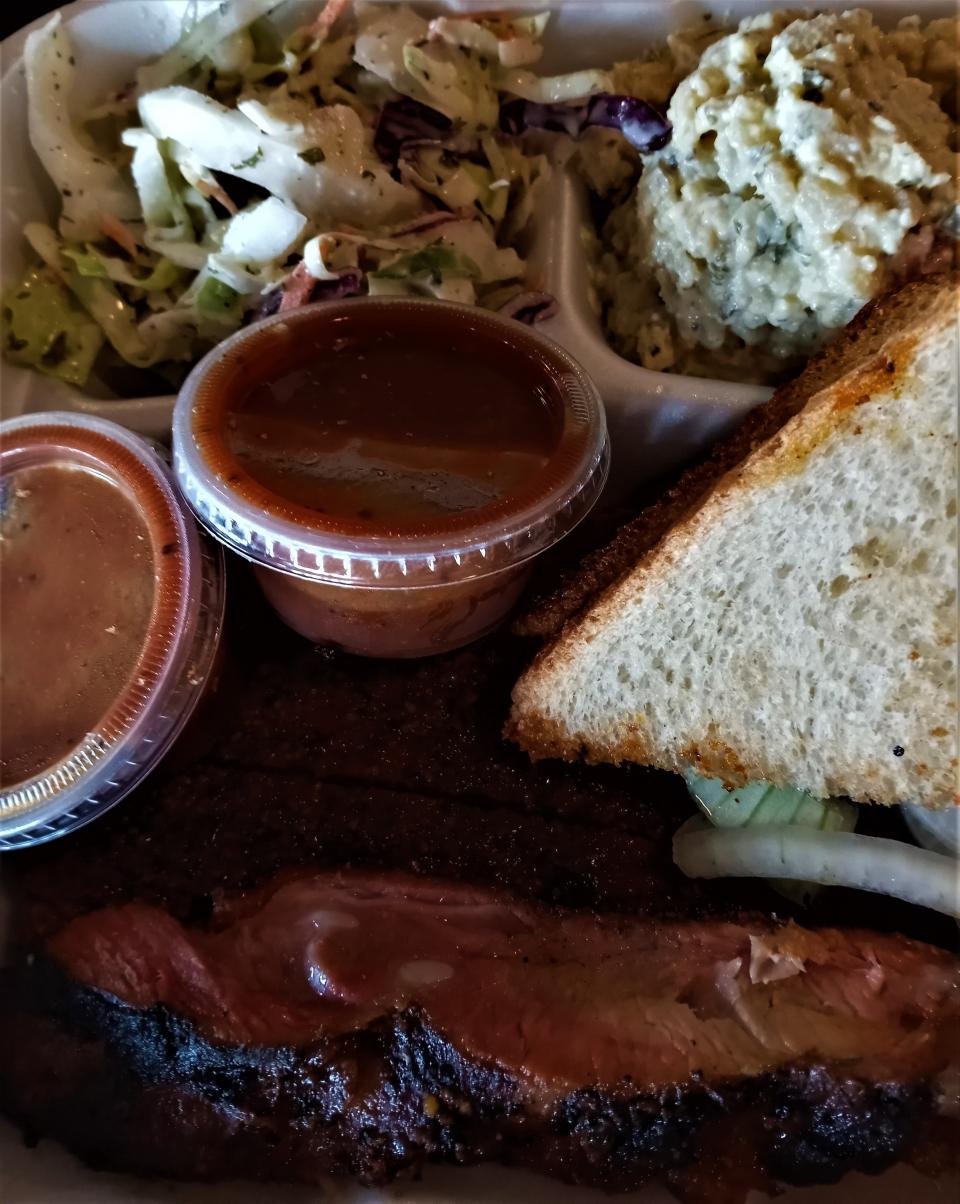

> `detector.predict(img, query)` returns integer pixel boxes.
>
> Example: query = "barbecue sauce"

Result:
[192,305,567,534]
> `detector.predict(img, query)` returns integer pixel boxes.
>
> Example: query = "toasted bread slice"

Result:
[509,275,960,809]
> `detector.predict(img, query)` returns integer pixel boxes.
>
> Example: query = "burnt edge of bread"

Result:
[514,273,960,643]
[0,956,952,1197]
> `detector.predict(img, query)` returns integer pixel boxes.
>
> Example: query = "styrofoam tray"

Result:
[2,2,957,1201]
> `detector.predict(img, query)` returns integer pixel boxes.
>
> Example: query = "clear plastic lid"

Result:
[0,412,225,848]
[172,298,609,588]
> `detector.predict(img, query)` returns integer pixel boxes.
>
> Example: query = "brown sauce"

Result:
[0,464,155,787]
[193,305,577,534]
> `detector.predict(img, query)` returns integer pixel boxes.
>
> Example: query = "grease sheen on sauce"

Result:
[0,465,155,787]
[221,323,562,524]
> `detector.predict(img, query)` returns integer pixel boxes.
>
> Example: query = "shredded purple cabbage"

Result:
[374,98,452,166]
[253,288,283,322]
[312,268,364,301]
[255,268,364,322]
[499,93,671,153]
[498,290,557,325]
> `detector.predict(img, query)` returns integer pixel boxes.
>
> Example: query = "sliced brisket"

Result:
[1,870,957,1201]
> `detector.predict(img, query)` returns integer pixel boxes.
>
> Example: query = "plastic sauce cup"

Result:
[0,412,225,848]
[173,299,608,658]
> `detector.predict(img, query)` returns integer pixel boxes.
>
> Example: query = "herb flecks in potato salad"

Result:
[598,8,959,381]
[2,0,668,395]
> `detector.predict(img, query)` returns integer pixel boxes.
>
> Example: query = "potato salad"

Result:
[599,9,958,381]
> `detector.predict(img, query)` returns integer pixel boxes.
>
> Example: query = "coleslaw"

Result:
[2,0,669,393]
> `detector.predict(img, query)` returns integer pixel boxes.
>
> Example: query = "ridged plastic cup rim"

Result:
[0,411,225,847]
[172,297,609,589]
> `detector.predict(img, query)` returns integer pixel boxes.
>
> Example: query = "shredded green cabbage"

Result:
[372,244,480,280]
[2,266,103,387]
[23,15,139,241]
[195,275,242,318]
[135,0,289,95]
[402,43,499,128]
[500,67,613,103]
[62,246,183,292]
[24,223,152,366]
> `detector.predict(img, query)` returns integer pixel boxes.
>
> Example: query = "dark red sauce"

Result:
[190,302,588,538]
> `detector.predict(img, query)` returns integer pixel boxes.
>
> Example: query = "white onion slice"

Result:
[673,819,960,918]
[901,804,960,858]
